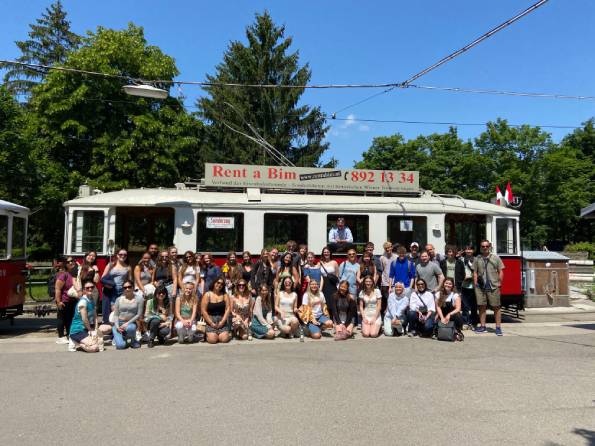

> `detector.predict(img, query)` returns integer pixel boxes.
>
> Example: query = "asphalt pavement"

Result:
[1,315,595,446]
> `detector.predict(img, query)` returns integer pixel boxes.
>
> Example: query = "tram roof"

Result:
[64,188,519,216]
[0,199,29,214]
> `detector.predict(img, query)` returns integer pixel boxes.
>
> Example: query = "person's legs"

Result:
[308,321,322,339]
[400,315,408,334]
[148,319,160,340]
[478,305,487,326]
[320,315,333,330]
[406,310,419,334]
[112,325,127,349]
[451,313,464,331]
[206,332,219,344]
[63,300,76,337]
[460,288,472,326]
[158,325,170,342]
[218,331,231,343]
[361,319,371,337]
[422,317,435,337]
[370,320,382,337]
[475,288,488,328]
[383,318,394,336]
[79,335,99,352]
[175,322,187,343]
[56,307,66,339]
[126,322,139,348]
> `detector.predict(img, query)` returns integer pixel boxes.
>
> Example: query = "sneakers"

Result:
[56,337,69,345]
[68,339,78,352]
[140,332,149,343]
[248,334,253,341]
[147,339,155,348]
[474,326,487,334]
[407,330,417,337]
[495,327,503,336]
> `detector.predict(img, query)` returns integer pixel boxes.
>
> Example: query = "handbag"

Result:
[67,286,79,299]
[437,320,456,342]
[320,263,339,287]
[195,317,207,334]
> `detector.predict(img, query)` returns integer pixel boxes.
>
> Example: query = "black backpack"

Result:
[47,271,58,298]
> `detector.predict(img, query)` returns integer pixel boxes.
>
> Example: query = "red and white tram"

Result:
[62,165,523,308]
[0,200,29,321]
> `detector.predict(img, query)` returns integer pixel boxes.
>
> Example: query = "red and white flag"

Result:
[496,185,503,205]
[504,182,514,205]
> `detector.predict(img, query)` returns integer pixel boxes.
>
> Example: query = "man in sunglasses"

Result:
[473,240,505,336]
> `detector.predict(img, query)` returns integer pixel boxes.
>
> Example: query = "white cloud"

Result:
[341,113,356,128]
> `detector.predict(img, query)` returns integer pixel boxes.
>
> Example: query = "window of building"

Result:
[496,218,518,254]
[71,211,104,253]
[11,216,26,258]
[264,213,307,249]
[196,212,244,253]
[387,216,427,249]
[0,216,7,259]
[326,215,369,249]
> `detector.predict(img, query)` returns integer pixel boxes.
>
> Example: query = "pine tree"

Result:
[2,1,81,96]
[198,11,329,168]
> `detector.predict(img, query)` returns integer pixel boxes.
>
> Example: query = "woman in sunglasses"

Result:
[201,276,232,344]
[178,250,202,296]
[231,280,252,340]
[55,256,80,346]
[69,281,104,352]
[152,251,178,311]
[101,249,132,324]
[145,286,171,347]
[112,280,143,349]
[407,278,436,337]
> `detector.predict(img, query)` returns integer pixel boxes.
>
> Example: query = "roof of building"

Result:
[580,203,595,219]
[64,188,520,216]
[522,251,569,261]
[0,199,30,214]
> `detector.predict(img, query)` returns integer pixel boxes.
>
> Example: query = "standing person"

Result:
[169,246,183,270]
[383,282,409,337]
[379,242,398,312]
[338,248,360,302]
[300,280,333,339]
[78,251,100,301]
[319,246,340,314]
[54,257,79,345]
[285,240,300,267]
[330,281,357,340]
[363,242,383,285]
[144,286,171,348]
[275,277,300,338]
[69,281,105,353]
[201,277,232,344]
[251,249,273,297]
[147,243,160,267]
[358,276,382,338]
[222,251,241,294]
[356,252,378,289]
[100,249,132,325]
[457,245,479,328]
[415,251,444,293]
[178,250,201,296]
[239,251,253,286]
[389,246,416,294]
[328,217,354,253]
[231,280,252,340]
[440,246,461,286]
[251,284,275,340]
[112,280,143,349]
[407,278,436,337]
[473,240,505,336]
[274,252,300,293]
[175,282,198,344]
[152,251,178,308]
[134,252,156,342]
[202,253,221,296]
[269,248,280,277]
[408,242,421,265]
[302,251,324,293]
[425,244,444,266]
[298,244,308,272]
[435,278,464,337]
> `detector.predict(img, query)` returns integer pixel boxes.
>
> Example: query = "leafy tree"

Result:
[1,1,81,96]
[198,11,329,167]
[28,23,205,252]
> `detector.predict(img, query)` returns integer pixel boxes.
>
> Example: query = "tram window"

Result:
[71,211,104,253]
[0,216,7,259]
[496,218,518,254]
[445,214,486,251]
[264,213,307,248]
[196,212,244,252]
[115,208,174,255]
[11,217,26,258]
[387,216,427,249]
[326,215,369,247]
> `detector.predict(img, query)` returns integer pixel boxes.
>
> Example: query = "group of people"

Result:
[54,227,505,352]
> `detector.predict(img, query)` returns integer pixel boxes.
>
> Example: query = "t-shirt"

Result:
[473,254,505,289]
[69,296,95,336]
[415,261,443,290]
[339,261,360,296]
[302,292,326,318]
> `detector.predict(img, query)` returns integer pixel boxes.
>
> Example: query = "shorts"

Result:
[70,331,89,343]
[206,315,230,334]
[475,287,501,307]
[276,316,298,328]
[308,315,330,335]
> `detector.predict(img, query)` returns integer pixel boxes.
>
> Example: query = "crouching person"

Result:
[407,279,436,337]
[383,282,409,336]
[145,285,172,348]
[331,280,357,340]
[300,280,333,339]
[112,280,143,349]
[175,282,198,344]
[69,281,106,352]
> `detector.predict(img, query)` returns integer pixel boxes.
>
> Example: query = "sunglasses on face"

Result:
[215,281,224,286]
[118,253,127,257]
[123,285,133,290]
[238,283,246,287]
[84,286,94,290]
[66,260,75,264]
[481,245,490,248]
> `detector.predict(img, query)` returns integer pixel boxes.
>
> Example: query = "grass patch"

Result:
[26,283,52,302]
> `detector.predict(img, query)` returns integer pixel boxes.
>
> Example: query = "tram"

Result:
[0,200,29,321]
[62,164,524,308]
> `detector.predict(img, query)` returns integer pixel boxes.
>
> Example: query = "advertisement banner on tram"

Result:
[205,163,419,193]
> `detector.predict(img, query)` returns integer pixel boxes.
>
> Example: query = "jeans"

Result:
[148,318,170,341]
[307,315,330,335]
[460,287,478,326]
[112,321,139,349]
[406,310,435,336]
[383,315,408,336]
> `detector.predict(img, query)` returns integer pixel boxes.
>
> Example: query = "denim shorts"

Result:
[308,315,330,334]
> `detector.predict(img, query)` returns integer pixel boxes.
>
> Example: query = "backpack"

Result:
[47,271,57,298]
[437,320,456,342]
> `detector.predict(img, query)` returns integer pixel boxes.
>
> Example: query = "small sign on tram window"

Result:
[400,220,413,231]
[206,216,235,229]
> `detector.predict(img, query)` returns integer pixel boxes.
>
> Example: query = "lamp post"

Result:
[122,84,168,99]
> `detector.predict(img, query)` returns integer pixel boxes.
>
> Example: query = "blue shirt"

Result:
[328,226,353,243]
[204,264,222,292]
[389,257,415,288]
[339,261,359,296]
[303,266,322,284]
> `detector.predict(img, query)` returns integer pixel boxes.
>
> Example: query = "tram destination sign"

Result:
[205,163,419,193]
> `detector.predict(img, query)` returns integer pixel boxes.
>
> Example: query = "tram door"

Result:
[115,207,174,264]
[445,214,486,251]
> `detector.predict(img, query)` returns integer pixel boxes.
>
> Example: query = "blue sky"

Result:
[1,0,594,167]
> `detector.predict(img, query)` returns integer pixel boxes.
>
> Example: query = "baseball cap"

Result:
[410,242,419,248]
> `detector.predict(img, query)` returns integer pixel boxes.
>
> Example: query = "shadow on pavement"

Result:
[573,427,595,445]
[0,316,56,339]
[565,324,595,331]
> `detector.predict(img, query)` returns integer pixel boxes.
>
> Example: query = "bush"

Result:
[564,242,595,260]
